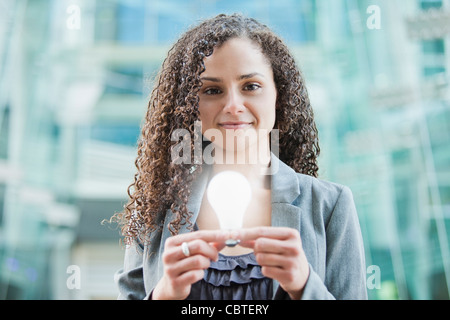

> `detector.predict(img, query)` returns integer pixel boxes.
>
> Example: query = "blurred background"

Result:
[0,0,449,300]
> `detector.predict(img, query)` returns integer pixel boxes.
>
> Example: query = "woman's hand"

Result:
[152,230,229,300]
[237,227,310,300]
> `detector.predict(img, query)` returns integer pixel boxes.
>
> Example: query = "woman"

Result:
[113,14,367,300]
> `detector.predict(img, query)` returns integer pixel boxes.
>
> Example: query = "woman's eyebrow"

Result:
[239,72,264,80]
[200,76,222,83]
[200,72,265,83]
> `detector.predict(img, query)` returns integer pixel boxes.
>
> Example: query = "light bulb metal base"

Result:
[225,239,240,247]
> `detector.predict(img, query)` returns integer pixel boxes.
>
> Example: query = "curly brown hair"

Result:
[112,13,320,245]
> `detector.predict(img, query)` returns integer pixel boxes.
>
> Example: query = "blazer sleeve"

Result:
[301,185,367,300]
[114,242,150,300]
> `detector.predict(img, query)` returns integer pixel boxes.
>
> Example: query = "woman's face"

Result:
[198,37,277,158]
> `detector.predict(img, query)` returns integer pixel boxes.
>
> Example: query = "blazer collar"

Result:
[270,153,301,204]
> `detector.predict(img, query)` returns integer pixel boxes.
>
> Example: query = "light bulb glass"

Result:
[206,171,252,234]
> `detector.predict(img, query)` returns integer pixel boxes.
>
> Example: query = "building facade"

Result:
[0,0,449,299]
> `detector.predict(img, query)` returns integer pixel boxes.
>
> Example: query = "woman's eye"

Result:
[204,88,222,95]
[243,83,261,91]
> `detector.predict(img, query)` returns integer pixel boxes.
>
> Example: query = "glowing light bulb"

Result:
[206,171,252,247]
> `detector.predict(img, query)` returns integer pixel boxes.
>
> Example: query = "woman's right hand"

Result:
[151,230,229,300]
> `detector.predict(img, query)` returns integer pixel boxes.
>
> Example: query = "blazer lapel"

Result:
[270,154,302,229]
[270,154,303,297]
[181,165,213,234]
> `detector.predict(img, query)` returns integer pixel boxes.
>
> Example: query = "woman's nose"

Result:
[223,90,245,114]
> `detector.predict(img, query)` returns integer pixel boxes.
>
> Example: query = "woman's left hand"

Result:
[237,227,309,300]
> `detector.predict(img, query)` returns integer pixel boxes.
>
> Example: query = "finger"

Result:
[179,269,205,285]
[255,252,293,268]
[164,239,219,264]
[253,237,301,256]
[236,227,299,242]
[186,239,219,261]
[170,269,205,289]
[210,241,227,252]
[237,240,255,249]
[166,254,211,278]
[178,254,212,274]
[261,265,289,282]
[165,230,232,248]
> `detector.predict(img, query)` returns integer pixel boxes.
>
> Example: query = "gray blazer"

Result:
[114,154,368,300]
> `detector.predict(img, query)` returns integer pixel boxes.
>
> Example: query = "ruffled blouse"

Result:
[186,252,273,300]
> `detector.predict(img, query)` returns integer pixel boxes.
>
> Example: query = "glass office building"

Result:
[0,0,449,299]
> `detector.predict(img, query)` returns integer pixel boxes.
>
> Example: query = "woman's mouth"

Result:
[219,121,253,130]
